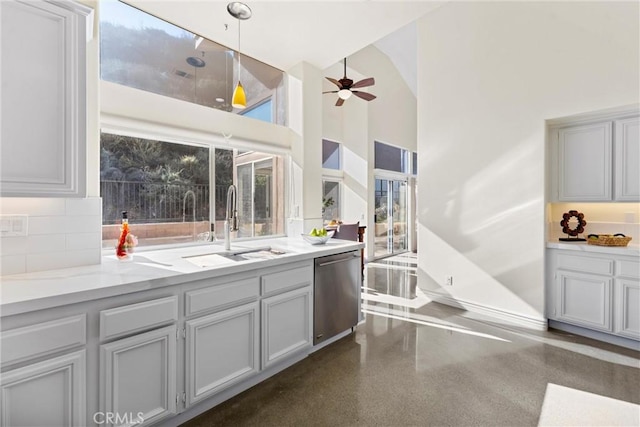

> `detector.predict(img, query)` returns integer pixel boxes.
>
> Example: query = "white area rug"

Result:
[538,383,640,426]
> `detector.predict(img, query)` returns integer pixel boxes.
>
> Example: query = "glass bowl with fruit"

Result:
[302,228,335,245]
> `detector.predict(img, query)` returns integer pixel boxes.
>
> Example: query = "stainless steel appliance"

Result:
[314,251,360,345]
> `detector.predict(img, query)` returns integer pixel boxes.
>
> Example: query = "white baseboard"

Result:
[421,289,548,331]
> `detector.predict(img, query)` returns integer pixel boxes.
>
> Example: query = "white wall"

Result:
[416,1,639,326]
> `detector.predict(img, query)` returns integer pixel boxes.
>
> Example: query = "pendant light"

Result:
[227,2,252,109]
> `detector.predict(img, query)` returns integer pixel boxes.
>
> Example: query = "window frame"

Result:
[321,177,342,223]
[322,139,342,171]
[99,119,288,252]
[374,140,411,174]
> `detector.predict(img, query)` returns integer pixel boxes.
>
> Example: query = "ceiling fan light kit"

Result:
[227,2,252,109]
[324,58,376,106]
[338,89,352,100]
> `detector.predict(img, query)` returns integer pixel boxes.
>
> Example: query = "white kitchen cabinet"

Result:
[555,270,612,332]
[0,0,91,197]
[100,325,177,427]
[185,302,259,406]
[0,350,86,427]
[261,286,312,369]
[547,248,639,346]
[550,112,639,202]
[614,116,640,201]
[614,278,640,340]
[556,122,612,201]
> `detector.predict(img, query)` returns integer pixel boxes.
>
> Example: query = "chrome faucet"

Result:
[224,185,238,251]
[182,190,196,222]
[183,190,196,240]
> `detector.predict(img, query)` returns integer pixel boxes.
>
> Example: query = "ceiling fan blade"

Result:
[352,91,376,101]
[335,97,345,107]
[325,77,343,88]
[351,77,375,89]
[323,91,338,94]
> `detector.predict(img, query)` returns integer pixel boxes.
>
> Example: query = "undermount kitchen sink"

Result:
[183,247,287,267]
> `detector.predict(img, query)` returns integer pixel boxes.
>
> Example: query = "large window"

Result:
[100,133,284,248]
[322,139,341,170]
[236,153,284,238]
[321,139,342,223]
[100,0,285,124]
[322,180,340,222]
[374,141,409,173]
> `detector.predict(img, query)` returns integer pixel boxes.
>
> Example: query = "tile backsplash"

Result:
[0,198,102,275]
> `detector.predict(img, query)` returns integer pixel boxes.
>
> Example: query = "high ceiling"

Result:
[123,1,443,72]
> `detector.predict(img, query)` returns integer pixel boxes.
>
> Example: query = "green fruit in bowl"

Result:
[319,228,327,237]
[310,228,319,236]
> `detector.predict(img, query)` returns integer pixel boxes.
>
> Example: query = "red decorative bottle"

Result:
[116,211,130,260]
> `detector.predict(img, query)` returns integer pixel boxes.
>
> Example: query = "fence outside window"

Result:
[101,180,228,224]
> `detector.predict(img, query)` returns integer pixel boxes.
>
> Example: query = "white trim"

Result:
[421,289,548,331]
[546,104,639,127]
[321,168,343,179]
[373,169,410,181]
[100,112,291,156]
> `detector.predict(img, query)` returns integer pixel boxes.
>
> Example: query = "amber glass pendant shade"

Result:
[232,81,246,109]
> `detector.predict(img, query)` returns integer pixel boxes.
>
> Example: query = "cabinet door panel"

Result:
[100,326,176,427]
[614,116,640,201]
[556,271,612,331]
[0,350,85,427]
[262,287,312,369]
[615,279,640,339]
[558,122,612,201]
[185,303,259,406]
[0,0,89,197]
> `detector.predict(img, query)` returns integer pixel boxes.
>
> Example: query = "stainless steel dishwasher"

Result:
[314,251,360,345]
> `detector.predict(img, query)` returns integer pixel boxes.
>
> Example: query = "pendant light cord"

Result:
[237,20,241,81]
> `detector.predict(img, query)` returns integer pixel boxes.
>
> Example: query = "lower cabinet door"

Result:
[556,270,612,331]
[262,286,312,369]
[185,302,259,406]
[100,325,177,427]
[0,350,86,427]
[615,278,640,340]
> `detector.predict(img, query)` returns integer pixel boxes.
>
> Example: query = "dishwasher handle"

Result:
[317,253,359,267]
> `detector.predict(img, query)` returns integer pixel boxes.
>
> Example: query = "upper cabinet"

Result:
[614,116,640,201]
[0,0,92,197]
[550,111,639,202]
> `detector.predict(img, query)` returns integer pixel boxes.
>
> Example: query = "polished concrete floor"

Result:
[183,253,640,427]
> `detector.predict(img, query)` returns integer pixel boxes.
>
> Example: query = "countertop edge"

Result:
[1,239,364,317]
[546,241,639,256]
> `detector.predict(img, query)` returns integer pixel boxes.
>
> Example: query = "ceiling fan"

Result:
[323,58,376,106]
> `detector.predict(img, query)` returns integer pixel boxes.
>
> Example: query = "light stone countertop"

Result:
[547,240,639,257]
[0,237,364,317]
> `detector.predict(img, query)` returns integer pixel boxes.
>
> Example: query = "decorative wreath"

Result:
[560,210,587,236]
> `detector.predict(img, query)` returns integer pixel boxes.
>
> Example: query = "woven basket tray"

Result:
[587,234,632,247]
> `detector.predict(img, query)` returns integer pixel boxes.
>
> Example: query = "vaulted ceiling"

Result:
[123,1,443,74]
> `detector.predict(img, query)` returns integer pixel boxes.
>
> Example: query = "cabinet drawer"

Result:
[261,265,312,296]
[185,277,259,317]
[1,314,86,366]
[557,253,613,276]
[100,296,178,341]
[617,259,640,279]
